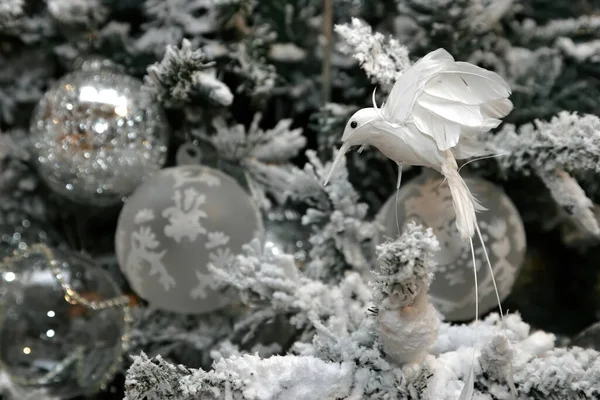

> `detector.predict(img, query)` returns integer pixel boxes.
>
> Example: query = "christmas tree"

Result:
[1,0,600,399]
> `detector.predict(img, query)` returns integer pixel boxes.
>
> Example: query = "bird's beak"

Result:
[323,142,351,186]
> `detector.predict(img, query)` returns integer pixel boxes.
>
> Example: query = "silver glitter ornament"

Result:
[0,244,129,399]
[375,170,526,321]
[29,61,169,206]
[115,165,263,314]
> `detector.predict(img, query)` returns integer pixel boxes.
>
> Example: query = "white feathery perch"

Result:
[324,48,515,399]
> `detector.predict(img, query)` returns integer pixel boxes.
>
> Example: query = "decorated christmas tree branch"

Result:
[143,39,234,108]
[126,222,600,399]
[334,17,410,88]
[487,111,600,236]
[126,307,236,369]
[0,129,54,224]
[285,150,377,282]
[193,112,306,208]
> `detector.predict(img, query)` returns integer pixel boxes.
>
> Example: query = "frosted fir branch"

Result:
[192,114,304,210]
[371,222,439,308]
[227,26,278,102]
[124,312,600,399]
[47,0,108,29]
[209,237,370,335]
[208,113,306,164]
[241,160,296,207]
[0,52,55,124]
[285,150,377,281]
[143,39,233,108]
[0,130,52,223]
[462,0,515,34]
[311,103,359,156]
[334,17,411,88]
[126,306,235,369]
[520,15,600,43]
[0,0,23,28]
[512,346,600,399]
[208,238,302,307]
[124,353,198,400]
[556,37,600,62]
[135,0,221,56]
[538,169,600,237]
[489,111,600,176]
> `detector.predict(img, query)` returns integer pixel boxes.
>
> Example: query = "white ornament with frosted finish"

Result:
[115,165,263,314]
[375,171,526,321]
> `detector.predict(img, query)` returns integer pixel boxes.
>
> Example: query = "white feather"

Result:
[425,62,512,105]
[480,98,513,119]
[416,92,485,127]
[441,153,484,240]
[411,103,463,150]
[380,49,512,153]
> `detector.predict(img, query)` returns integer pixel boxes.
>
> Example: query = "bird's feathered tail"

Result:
[441,151,484,240]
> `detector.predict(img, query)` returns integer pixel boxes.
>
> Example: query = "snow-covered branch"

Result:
[143,39,233,108]
[286,150,377,281]
[335,17,411,88]
[487,111,600,236]
[208,114,305,164]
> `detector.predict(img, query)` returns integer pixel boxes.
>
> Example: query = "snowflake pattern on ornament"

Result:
[170,167,222,189]
[190,271,214,299]
[134,208,155,224]
[205,232,230,249]
[190,239,234,299]
[163,188,208,242]
[126,225,174,291]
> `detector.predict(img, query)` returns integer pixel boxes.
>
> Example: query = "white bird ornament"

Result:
[324,48,516,399]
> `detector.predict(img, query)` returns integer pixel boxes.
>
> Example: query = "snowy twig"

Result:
[487,111,600,236]
[335,17,411,88]
[286,150,377,281]
[143,39,233,108]
[538,169,600,237]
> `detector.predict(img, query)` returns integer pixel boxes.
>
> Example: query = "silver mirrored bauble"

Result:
[375,171,526,321]
[29,66,169,206]
[115,165,263,314]
[0,246,127,398]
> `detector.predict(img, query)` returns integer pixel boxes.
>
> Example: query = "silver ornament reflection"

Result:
[263,207,311,266]
[29,64,169,206]
[115,165,263,314]
[375,171,526,321]
[0,245,128,399]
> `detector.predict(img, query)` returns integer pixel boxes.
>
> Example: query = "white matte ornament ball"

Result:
[115,165,263,314]
[29,62,169,206]
[375,170,526,321]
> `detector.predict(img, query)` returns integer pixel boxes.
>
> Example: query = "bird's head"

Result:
[323,107,380,185]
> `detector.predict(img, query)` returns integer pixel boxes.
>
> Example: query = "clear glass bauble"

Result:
[29,60,169,207]
[0,245,128,399]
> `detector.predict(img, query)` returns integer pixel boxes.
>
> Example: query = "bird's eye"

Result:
[350,121,358,129]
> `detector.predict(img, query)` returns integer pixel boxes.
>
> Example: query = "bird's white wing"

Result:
[381,48,512,152]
